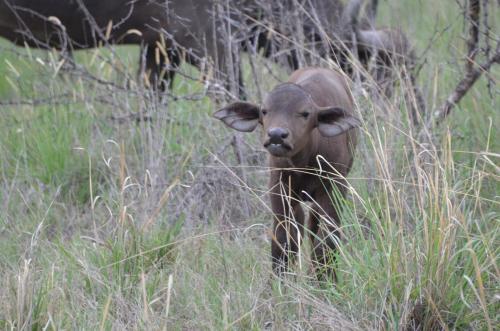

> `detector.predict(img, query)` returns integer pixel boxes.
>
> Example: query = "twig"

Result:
[414,20,453,79]
[430,0,499,126]
[464,0,481,74]
[481,0,493,97]
[433,45,499,124]
[231,133,252,218]
[368,0,379,26]
[417,0,499,146]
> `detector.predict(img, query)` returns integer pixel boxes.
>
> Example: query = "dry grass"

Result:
[0,0,498,330]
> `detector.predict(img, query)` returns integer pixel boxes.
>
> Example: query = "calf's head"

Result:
[214,83,359,158]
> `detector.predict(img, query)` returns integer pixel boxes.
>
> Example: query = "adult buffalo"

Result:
[2,0,403,100]
[0,0,362,93]
[0,0,244,92]
[254,0,425,120]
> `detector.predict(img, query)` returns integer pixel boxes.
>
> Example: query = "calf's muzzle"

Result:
[264,127,292,156]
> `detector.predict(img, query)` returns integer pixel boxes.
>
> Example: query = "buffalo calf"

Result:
[214,67,359,278]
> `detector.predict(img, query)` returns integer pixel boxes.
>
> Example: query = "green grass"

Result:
[0,0,498,329]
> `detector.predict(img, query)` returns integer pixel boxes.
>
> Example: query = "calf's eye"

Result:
[262,110,267,116]
[300,111,310,118]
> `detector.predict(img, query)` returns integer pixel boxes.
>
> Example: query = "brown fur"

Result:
[0,0,238,89]
[214,67,359,277]
[357,27,414,83]
[0,0,364,92]
[357,27,425,123]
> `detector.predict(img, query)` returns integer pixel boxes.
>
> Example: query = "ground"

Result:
[0,0,498,330]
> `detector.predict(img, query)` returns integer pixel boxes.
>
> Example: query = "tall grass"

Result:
[0,0,498,330]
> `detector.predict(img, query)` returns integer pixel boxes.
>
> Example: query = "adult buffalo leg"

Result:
[141,43,180,90]
[270,182,305,275]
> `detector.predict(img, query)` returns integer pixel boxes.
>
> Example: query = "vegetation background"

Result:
[0,0,498,330]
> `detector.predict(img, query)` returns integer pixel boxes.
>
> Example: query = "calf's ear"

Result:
[316,107,361,137]
[213,102,260,132]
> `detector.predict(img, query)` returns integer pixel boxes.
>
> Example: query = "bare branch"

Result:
[430,0,499,126]
[434,44,500,123]
[465,0,481,73]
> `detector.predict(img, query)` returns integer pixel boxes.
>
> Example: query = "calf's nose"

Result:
[267,127,289,142]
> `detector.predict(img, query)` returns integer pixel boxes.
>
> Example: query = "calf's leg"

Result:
[309,187,344,281]
[270,190,305,275]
